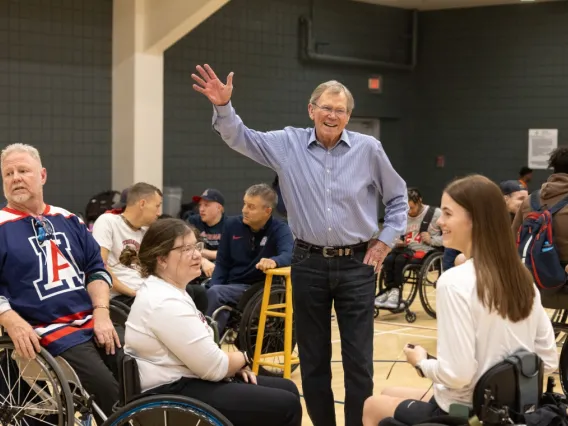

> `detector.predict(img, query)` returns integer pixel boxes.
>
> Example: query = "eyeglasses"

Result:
[312,103,348,118]
[171,242,204,256]
[33,216,54,244]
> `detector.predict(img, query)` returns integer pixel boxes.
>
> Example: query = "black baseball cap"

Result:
[499,180,524,196]
[192,188,225,206]
[112,188,129,209]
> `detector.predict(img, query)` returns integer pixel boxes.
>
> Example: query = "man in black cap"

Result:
[500,180,528,222]
[186,188,226,277]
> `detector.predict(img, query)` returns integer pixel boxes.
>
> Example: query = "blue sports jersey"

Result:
[0,205,110,356]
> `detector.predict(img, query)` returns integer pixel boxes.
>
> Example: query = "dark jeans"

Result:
[206,283,251,333]
[291,243,376,426]
[382,249,421,290]
[150,375,302,426]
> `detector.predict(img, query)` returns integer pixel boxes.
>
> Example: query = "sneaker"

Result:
[377,288,400,310]
[374,291,389,307]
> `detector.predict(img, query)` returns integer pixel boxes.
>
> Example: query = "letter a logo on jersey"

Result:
[31,232,84,300]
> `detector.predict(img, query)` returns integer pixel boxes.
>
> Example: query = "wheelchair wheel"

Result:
[418,253,443,319]
[101,394,232,426]
[238,285,299,377]
[0,336,75,426]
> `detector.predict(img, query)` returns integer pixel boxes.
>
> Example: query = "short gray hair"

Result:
[245,183,278,209]
[1,143,42,167]
[309,80,355,112]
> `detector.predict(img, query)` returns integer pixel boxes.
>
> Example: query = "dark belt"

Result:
[295,239,368,258]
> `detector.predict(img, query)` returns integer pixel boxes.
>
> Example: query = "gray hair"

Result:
[1,143,42,168]
[245,183,278,209]
[309,80,355,112]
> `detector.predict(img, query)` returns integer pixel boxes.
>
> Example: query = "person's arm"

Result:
[371,142,409,248]
[202,249,217,261]
[418,274,477,388]
[428,208,443,247]
[75,216,120,353]
[270,223,294,267]
[533,292,559,374]
[99,248,136,297]
[150,298,247,381]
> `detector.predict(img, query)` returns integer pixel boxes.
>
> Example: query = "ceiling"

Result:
[352,0,560,11]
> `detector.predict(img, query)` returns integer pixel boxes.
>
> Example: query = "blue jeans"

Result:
[206,283,251,333]
[442,248,461,271]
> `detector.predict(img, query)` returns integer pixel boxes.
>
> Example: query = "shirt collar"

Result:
[308,129,351,149]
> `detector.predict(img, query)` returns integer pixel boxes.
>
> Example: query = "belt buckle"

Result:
[322,247,335,258]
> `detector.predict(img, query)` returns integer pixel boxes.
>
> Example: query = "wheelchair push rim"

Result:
[0,336,75,426]
[101,394,233,426]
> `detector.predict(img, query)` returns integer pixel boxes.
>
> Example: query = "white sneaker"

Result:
[375,291,389,307]
[377,288,400,310]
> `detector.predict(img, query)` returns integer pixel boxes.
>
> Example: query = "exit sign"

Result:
[368,76,382,93]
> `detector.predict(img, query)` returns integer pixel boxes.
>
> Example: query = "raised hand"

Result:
[192,64,234,106]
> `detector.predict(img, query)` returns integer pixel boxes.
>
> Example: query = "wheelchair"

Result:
[209,278,299,377]
[0,338,233,425]
[374,248,444,323]
[379,349,561,426]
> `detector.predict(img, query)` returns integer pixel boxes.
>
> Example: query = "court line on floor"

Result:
[331,327,411,344]
[374,320,438,331]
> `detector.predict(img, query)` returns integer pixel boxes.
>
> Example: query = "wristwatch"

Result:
[241,350,252,368]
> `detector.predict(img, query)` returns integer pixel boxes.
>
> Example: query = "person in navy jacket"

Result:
[206,184,293,333]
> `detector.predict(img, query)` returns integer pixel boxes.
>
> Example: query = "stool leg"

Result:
[252,273,272,375]
[283,274,293,379]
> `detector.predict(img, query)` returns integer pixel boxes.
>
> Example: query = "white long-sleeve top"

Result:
[418,259,558,412]
[124,276,229,392]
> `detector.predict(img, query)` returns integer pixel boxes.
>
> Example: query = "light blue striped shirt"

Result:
[212,102,408,248]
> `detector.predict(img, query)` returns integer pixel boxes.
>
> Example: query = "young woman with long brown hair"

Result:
[363,175,558,426]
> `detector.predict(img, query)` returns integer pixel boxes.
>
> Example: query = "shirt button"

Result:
[327,208,331,211]
[328,228,332,231]
[327,169,330,173]
[326,188,330,192]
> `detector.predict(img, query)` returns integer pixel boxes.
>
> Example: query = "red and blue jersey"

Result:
[0,205,110,356]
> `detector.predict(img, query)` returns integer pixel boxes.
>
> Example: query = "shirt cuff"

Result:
[377,227,403,249]
[417,358,437,379]
[213,102,233,118]
[0,297,12,315]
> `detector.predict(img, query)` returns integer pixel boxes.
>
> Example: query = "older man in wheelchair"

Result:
[375,188,443,312]
[205,184,294,343]
[0,143,123,425]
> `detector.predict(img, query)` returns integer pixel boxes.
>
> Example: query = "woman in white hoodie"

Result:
[363,175,558,426]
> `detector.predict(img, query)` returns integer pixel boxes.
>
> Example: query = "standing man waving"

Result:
[192,64,408,426]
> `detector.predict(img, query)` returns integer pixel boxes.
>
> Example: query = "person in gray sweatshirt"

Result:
[375,188,443,309]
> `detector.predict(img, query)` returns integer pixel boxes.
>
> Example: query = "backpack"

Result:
[84,190,121,225]
[516,190,568,296]
[420,206,437,234]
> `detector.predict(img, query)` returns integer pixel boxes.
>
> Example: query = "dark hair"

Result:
[519,166,533,177]
[548,147,568,174]
[444,175,534,322]
[126,182,162,207]
[407,187,422,204]
[119,218,196,278]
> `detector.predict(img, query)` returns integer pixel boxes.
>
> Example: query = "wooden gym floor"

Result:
[286,294,565,426]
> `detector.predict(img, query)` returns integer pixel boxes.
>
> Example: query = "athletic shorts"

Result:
[394,396,447,425]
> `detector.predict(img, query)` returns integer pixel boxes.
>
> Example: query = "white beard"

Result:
[10,193,31,204]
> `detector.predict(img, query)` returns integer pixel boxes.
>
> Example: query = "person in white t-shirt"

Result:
[123,218,302,426]
[362,174,558,426]
[92,182,162,305]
